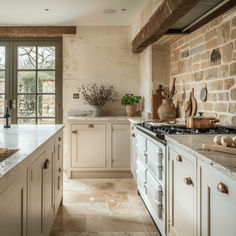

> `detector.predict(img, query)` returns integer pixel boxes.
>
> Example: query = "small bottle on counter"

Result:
[4,106,11,128]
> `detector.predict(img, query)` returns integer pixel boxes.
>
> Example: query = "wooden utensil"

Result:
[169,77,176,100]
[152,85,163,119]
[202,143,236,155]
[184,93,192,117]
[190,88,197,116]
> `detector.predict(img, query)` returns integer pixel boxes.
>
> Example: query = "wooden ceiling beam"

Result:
[132,0,201,53]
[0,26,76,37]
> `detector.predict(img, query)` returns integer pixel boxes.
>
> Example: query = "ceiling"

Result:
[0,0,147,26]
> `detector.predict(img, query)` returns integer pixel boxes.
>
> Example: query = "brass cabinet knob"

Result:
[184,177,192,185]
[88,124,94,128]
[176,155,182,162]
[131,133,135,138]
[217,182,228,194]
[44,159,50,169]
[72,130,77,134]
[58,137,61,142]
[59,168,62,173]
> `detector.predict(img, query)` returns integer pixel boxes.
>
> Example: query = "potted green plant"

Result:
[121,94,142,117]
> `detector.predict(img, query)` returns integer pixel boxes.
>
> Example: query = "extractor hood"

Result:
[167,0,235,34]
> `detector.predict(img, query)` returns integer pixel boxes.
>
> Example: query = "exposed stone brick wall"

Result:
[170,8,236,126]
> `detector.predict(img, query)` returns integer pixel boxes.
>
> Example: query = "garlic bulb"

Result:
[214,135,222,145]
[221,136,233,147]
[232,136,236,147]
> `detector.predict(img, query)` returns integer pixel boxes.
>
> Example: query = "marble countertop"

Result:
[166,134,236,180]
[0,125,64,178]
[67,116,141,122]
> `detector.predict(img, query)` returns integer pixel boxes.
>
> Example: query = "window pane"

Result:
[18,71,36,93]
[37,95,55,117]
[18,118,36,124]
[38,47,55,69]
[38,118,55,124]
[18,95,36,117]
[18,47,36,69]
[38,71,55,93]
[0,95,5,117]
[0,47,5,69]
[0,71,5,93]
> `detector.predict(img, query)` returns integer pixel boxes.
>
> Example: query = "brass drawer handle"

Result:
[88,124,94,128]
[58,137,61,142]
[184,177,192,185]
[131,133,135,138]
[176,155,182,162]
[217,182,228,194]
[44,159,50,169]
[72,130,77,134]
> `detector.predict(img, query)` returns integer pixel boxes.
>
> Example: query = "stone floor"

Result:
[50,175,161,236]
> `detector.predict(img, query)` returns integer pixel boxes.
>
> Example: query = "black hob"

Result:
[136,122,236,143]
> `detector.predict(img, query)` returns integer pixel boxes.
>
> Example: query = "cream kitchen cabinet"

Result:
[130,124,137,180]
[168,147,197,236]
[111,123,130,168]
[68,119,131,178]
[0,126,63,236]
[71,123,107,168]
[0,161,28,236]
[29,132,63,236]
[198,159,236,236]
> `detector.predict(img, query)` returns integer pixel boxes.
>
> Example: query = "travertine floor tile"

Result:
[50,178,160,236]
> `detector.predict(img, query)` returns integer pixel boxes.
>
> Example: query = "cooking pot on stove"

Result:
[186,112,220,129]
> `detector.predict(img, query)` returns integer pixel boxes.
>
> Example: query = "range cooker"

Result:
[134,121,236,236]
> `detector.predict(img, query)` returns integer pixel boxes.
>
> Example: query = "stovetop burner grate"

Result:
[138,122,236,141]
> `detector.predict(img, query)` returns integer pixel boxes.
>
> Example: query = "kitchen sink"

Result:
[0,149,19,163]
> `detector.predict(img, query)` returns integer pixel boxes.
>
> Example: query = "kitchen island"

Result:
[0,125,64,236]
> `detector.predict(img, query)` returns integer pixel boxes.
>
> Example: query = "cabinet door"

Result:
[0,165,27,236]
[130,124,137,180]
[169,148,196,236]
[43,143,55,235]
[111,124,130,168]
[136,131,147,164]
[147,140,164,181]
[71,124,106,168]
[55,131,63,209]
[29,152,45,236]
[198,160,236,236]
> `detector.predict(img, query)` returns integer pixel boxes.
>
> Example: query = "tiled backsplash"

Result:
[170,8,236,126]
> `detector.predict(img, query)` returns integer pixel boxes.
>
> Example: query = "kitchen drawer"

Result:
[147,139,163,181]
[136,159,147,193]
[146,170,163,219]
[136,132,147,164]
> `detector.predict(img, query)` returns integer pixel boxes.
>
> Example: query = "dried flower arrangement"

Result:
[78,83,118,106]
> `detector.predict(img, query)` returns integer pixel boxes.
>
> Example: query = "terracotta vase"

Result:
[158,99,176,120]
[125,104,137,117]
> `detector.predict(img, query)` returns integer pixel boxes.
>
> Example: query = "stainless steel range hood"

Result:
[166,0,235,34]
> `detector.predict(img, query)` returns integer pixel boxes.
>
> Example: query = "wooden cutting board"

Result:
[152,85,163,119]
[203,143,236,155]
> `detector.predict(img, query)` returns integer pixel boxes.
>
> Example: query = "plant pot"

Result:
[125,104,137,117]
[157,99,176,121]
[91,105,103,117]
